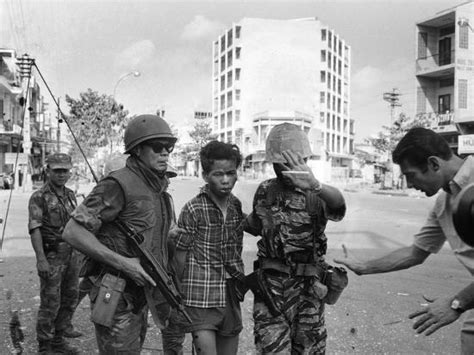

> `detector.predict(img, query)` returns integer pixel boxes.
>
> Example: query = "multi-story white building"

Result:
[415,1,474,153]
[211,18,353,175]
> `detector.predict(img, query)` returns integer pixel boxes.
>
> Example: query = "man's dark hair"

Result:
[392,127,453,169]
[200,141,242,173]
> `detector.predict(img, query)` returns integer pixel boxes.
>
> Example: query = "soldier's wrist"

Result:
[306,180,322,194]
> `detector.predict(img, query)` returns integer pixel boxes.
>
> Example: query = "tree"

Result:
[188,119,217,150]
[64,89,130,161]
[366,113,431,154]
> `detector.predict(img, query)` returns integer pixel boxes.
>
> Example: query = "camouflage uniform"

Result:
[245,178,346,354]
[28,181,78,343]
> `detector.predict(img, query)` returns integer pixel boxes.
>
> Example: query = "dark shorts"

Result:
[186,280,242,337]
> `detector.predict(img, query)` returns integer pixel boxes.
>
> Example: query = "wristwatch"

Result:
[451,298,466,313]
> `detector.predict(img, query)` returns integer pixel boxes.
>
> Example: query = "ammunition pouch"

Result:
[323,265,348,305]
[91,273,126,328]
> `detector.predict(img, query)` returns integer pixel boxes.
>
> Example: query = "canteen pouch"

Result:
[91,273,126,327]
[323,265,348,305]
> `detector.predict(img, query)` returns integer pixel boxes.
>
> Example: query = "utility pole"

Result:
[16,53,35,192]
[382,88,402,189]
[383,88,402,126]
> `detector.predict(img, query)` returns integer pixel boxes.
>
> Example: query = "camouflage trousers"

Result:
[36,244,79,341]
[90,280,148,355]
[253,272,326,355]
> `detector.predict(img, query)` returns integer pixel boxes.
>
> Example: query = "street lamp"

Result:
[113,71,141,98]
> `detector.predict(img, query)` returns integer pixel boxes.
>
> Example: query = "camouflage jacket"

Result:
[28,182,77,244]
[245,178,346,263]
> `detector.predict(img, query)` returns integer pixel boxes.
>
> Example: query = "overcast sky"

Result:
[0,0,460,143]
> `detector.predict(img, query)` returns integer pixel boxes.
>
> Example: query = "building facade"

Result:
[211,18,353,177]
[0,48,56,187]
[415,1,474,153]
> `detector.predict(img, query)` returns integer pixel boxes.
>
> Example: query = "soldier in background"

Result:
[29,153,80,354]
[245,123,346,354]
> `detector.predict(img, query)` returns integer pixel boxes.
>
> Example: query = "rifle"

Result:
[114,220,192,324]
[31,62,192,325]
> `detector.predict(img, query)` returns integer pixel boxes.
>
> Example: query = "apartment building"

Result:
[211,18,353,175]
[0,48,54,186]
[415,1,474,154]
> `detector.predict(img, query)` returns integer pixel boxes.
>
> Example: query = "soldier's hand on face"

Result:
[333,246,366,275]
[37,259,51,279]
[278,151,321,191]
[409,297,461,336]
[122,257,156,287]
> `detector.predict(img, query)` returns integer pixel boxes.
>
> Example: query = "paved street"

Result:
[0,178,470,354]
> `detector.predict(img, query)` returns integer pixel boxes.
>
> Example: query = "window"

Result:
[236,47,241,59]
[320,71,326,83]
[220,114,225,129]
[321,29,326,41]
[235,110,240,121]
[332,115,335,130]
[343,119,348,132]
[439,78,454,87]
[235,89,240,100]
[220,36,225,52]
[338,41,342,55]
[220,55,225,72]
[235,26,241,39]
[418,32,428,59]
[338,79,341,94]
[220,95,225,110]
[321,50,326,62]
[338,60,342,75]
[214,116,218,130]
[220,133,225,141]
[320,112,325,122]
[337,98,341,113]
[326,113,330,128]
[227,51,233,67]
[227,71,232,88]
[328,31,332,46]
[235,68,241,80]
[459,79,468,109]
[320,92,325,103]
[227,29,233,47]
[327,93,331,109]
[227,91,232,108]
[227,111,233,127]
[460,25,469,49]
[327,53,332,69]
[220,75,225,91]
[327,73,331,89]
[438,94,451,114]
[440,25,455,36]
[337,116,341,131]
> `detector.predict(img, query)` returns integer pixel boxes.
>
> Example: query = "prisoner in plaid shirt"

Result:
[173,141,244,355]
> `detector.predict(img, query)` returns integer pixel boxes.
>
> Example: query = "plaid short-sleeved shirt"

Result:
[176,185,244,308]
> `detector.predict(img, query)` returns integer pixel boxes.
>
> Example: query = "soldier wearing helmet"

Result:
[63,114,182,354]
[244,123,347,354]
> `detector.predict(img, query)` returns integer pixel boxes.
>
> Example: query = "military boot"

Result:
[38,340,53,354]
[50,337,80,355]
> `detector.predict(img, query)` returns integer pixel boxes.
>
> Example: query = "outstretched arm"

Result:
[333,244,430,275]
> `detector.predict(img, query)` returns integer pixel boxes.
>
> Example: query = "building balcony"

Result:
[416,51,455,78]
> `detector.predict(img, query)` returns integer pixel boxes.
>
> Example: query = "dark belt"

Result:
[44,240,71,253]
[259,258,327,279]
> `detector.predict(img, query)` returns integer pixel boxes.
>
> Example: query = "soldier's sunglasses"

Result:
[144,140,175,154]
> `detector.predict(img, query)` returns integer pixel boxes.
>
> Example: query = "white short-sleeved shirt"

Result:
[414,156,474,276]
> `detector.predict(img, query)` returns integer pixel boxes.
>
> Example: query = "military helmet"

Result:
[265,123,312,163]
[124,114,177,153]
